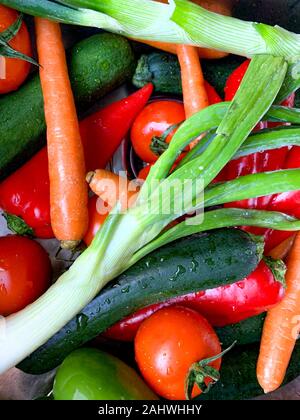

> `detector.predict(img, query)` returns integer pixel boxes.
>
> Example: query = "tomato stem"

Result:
[150,122,183,156]
[185,341,236,400]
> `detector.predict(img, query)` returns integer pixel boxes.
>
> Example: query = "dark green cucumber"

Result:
[69,33,135,110]
[133,52,244,98]
[0,33,135,180]
[216,314,265,348]
[19,228,262,375]
[196,341,300,400]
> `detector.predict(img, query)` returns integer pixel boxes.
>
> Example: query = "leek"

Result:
[4,0,300,60]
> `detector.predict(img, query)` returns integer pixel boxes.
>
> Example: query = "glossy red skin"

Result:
[83,196,109,246]
[80,83,153,170]
[131,82,221,164]
[0,85,153,239]
[0,235,52,316]
[104,261,284,341]
[223,60,297,250]
[0,148,53,238]
[0,5,32,94]
[131,100,186,163]
[135,306,221,400]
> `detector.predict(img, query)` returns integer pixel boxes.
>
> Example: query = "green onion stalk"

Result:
[3,0,300,97]
[0,2,300,374]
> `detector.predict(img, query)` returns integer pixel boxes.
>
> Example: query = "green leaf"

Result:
[0,13,39,66]
[3,212,34,237]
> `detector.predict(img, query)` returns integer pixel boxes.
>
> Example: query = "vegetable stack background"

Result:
[1,0,300,401]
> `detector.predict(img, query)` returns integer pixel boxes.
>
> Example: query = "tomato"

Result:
[83,196,109,246]
[0,235,52,316]
[131,100,185,163]
[53,348,158,400]
[135,306,222,400]
[0,5,32,94]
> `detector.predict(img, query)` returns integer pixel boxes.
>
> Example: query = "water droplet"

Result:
[121,286,130,293]
[170,264,186,281]
[190,259,199,273]
[76,313,89,330]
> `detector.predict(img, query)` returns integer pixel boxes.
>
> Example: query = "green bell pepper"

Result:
[53,348,158,400]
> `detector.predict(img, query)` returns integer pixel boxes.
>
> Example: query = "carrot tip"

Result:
[86,171,95,184]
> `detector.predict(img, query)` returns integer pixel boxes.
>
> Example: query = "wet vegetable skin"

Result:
[53,348,158,400]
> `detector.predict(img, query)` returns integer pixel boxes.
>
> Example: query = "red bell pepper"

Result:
[0,84,153,238]
[104,260,285,342]
[0,148,53,238]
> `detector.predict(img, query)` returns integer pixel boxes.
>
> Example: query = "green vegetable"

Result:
[19,229,262,375]
[6,0,300,61]
[1,53,297,376]
[0,33,135,179]
[133,52,244,97]
[196,341,300,400]
[53,348,158,400]
[69,33,135,110]
[216,314,265,348]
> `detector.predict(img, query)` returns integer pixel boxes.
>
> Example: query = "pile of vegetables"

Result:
[1,0,300,401]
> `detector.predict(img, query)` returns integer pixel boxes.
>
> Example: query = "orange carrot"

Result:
[87,169,140,211]
[257,232,300,393]
[132,39,228,60]
[177,44,209,120]
[35,18,88,249]
[267,235,296,260]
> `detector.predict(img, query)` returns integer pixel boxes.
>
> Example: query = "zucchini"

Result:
[216,314,265,348]
[19,228,262,375]
[133,52,244,98]
[197,341,300,400]
[0,33,135,180]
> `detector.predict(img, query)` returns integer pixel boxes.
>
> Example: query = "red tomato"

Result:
[0,5,32,94]
[135,306,222,400]
[131,100,186,163]
[0,236,52,316]
[83,196,109,246]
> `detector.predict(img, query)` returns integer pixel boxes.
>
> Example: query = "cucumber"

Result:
[69,33,135,110]
[216,314,265,348]
[18,228,262,375]
[133,52,244,98]
[197,341,300,400]
[0,33,135,180]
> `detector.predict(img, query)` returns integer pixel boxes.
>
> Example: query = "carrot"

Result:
[35,18,88,249]
[87,169,140,211]
[132,39,228,60]
[267,235,296,260]
[177,44,209,119]
[257,232,300,393]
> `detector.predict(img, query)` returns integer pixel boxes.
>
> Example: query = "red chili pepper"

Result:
[0,84,153,238]
[80,83,153,170]
[204,80,222,105]
[104,260,285,341]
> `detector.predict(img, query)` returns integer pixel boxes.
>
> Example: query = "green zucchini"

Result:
[197,341,300,400]
[133,52,244,98]
[0,33,135,180]
[19,228,262,375]
[216,314,265,348]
